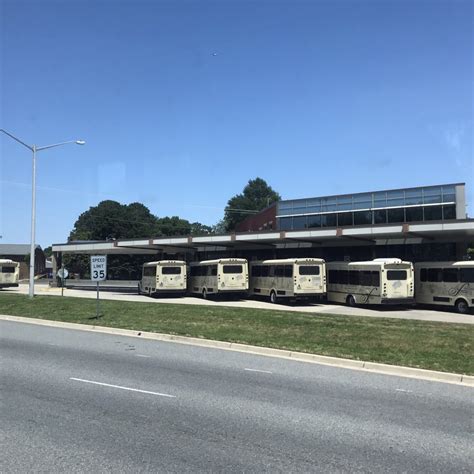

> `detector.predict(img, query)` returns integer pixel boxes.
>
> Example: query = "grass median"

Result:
[1,292,472,374]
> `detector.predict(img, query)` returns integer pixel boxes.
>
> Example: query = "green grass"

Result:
[1,292,473,374]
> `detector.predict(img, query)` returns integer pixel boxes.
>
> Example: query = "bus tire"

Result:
[455,299,469,314]
[346,295,356,307]
[202,288,207,300]
[270,290,278,304]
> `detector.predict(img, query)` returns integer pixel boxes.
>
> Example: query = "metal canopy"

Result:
[51,220,474,255]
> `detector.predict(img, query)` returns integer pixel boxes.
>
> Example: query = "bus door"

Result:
[160,265,184,289]
[297,264,323,292]
[385,267,411,298]
[220,263,245,289]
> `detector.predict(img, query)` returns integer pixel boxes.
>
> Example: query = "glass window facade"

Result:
[276,184,462,230]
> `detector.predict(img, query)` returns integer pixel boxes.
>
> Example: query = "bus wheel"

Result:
[270,291,278,304]
[202,288,207,300]
[346,295,356,307]
[455,299,469,314]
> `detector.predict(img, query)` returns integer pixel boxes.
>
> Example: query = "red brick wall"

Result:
[235,204,277,232]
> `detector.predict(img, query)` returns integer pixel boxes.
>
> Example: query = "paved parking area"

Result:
[4,283,473,324]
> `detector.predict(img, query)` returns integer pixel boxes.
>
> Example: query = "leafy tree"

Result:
[43,246,53,258]
[63,200,213,278]
[467,243,474,260]
[190,222,213,236]
[156,216,192,237]
[223,178,281,231]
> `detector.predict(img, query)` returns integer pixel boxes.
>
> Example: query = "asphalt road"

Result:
[2,320,473,473]
[7,283,474,324]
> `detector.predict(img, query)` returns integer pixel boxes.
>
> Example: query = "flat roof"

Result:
[52,219,474,255]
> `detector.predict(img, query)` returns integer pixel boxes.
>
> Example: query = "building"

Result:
[0,244,46,279]
[51,183,473,277]
[236,203,277,232]
[237,183,466,232]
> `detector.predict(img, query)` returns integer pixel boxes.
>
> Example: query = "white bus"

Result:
[0,259,20,289]
[189,258,249,298]
[414,261,474,314]
[326,258,414,306]
[139,260,187,296]
[249,258,326,303]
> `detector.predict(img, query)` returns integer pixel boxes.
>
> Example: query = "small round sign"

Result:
[58,268,69,279]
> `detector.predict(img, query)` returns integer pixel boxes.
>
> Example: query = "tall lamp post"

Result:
[0,129,85,298]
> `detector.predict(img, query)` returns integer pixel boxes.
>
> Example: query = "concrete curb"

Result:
[1,314,472,387]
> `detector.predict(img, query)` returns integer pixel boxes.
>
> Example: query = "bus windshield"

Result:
[223,265,243,274]
[299,266,320,275]
[1,267,16,273]
[162,267,181,275]
[387,270,407,280]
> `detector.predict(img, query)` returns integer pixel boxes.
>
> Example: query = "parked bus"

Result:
[249,258,326,303]
[139,260,187,296]
[326,258,414,306]
[189,258,248,298]
[0,259,20,289]
[414,261,474,314]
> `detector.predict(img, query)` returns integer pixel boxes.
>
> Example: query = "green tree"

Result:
[223,178,281,231]
[63,200,213,278]
[43,246,53,258]
[190,222,213,236]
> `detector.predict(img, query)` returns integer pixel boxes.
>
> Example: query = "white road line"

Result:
[396,388,413,393]
[244,368,273,374]
[135,354,151,358]
[70,377,176,398]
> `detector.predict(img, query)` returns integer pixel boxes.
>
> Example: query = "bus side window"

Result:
[349,271,359,286]
[427,268,442,282]
[420,268,427,282]
[268,266,275,278]
[284,265,292,278]
[211,266,217,276]
[442,268,458,283]
[252,266,261,277]
[460,268,474,283]
[328,270,338,284]
[371,271,380,287]
[261,266,269,277]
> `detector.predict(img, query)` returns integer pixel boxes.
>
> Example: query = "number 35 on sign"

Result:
[91,255,107,281]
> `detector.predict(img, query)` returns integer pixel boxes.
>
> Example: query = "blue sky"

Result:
[1,0,472,247]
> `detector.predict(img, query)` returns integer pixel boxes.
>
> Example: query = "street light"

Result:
[0,129,86,298]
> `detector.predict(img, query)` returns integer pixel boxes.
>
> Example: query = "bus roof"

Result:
[327,259,412,267]
[143,260,186,266]
[414,261,474,268]
[190,258,247,266]
[251,258,325,265]
[0,259,18,265]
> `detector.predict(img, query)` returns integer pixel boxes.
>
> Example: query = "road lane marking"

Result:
[244,368,273,374]
[135,354,151,358]
[396,388,413,393]
[70,377,176,398]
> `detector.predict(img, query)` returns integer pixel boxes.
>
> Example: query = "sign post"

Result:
[57,265,69,297]
[91,255,107,318]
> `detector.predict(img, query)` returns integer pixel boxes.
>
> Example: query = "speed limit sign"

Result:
[91,255,107,281]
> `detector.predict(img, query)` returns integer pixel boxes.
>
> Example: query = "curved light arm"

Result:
[0,129,33,151]
[36,140,86,151]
